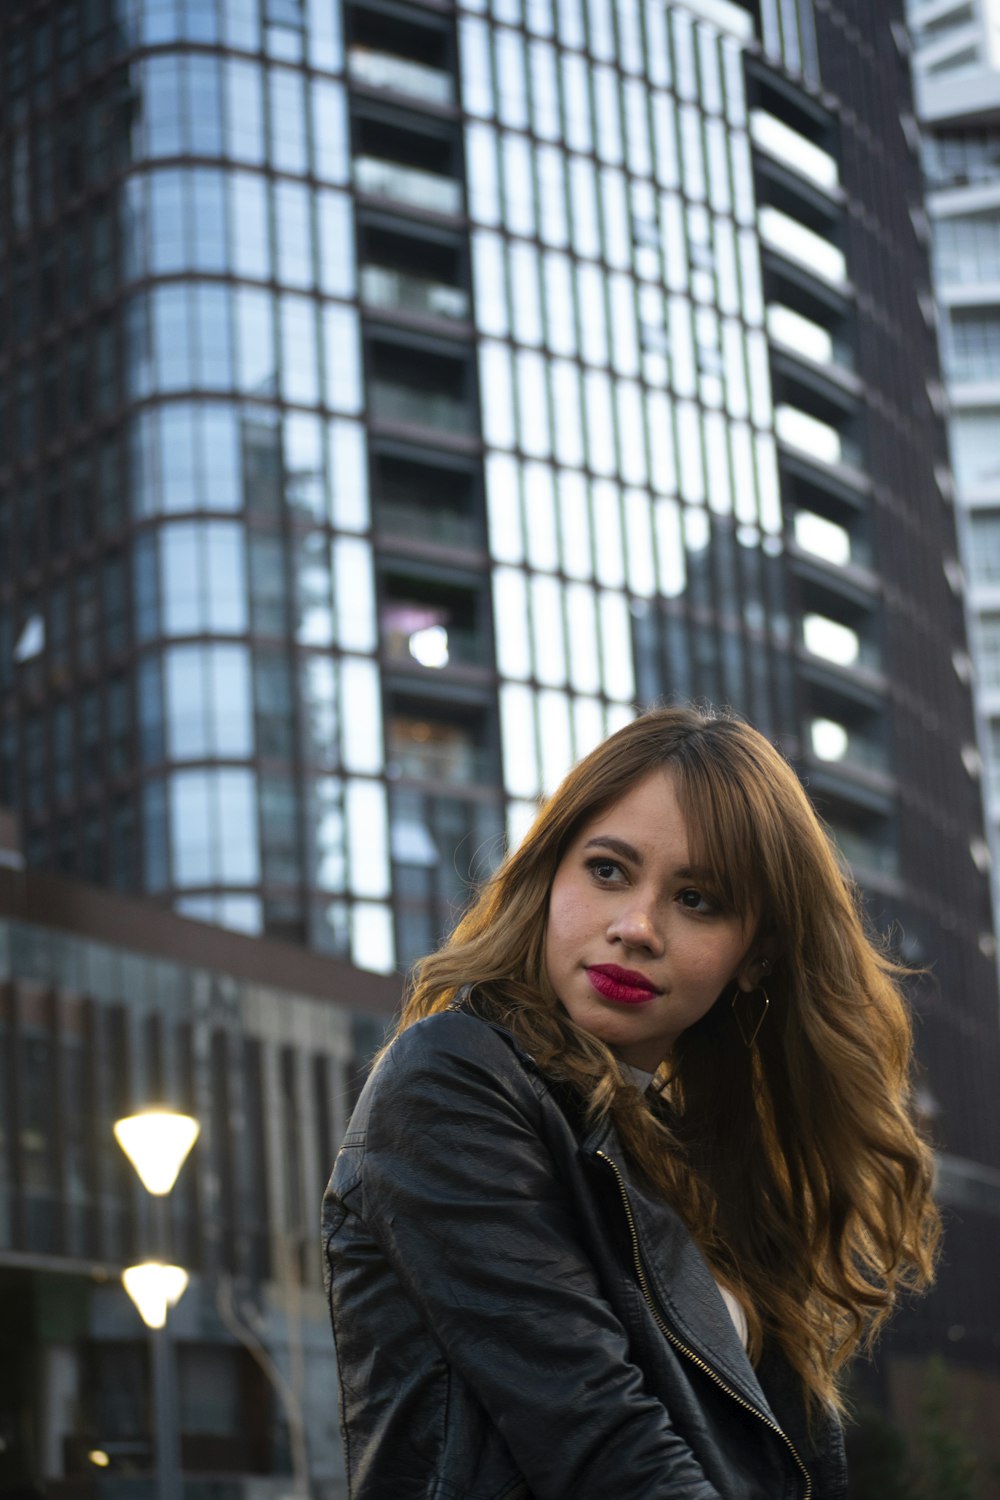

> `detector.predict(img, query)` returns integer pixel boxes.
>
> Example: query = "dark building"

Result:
[0,830,397,1497]
[1,0,999,1490]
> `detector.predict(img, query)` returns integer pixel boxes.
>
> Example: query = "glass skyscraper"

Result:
[0,0,955,969]
[2,0,1000,1484]
[908,0,1000,922]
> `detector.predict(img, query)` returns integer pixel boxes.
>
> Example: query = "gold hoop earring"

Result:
[731,985,770,1048]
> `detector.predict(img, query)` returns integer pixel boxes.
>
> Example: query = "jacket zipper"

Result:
[596,1149,812,1500]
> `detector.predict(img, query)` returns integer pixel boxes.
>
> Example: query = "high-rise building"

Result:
[2,0,1000,1487]
[907,3,1000,910]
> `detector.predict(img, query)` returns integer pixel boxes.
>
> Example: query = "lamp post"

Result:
[114,1109,199,1500]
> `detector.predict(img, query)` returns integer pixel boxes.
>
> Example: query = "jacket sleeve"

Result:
[354,1013,723,1500]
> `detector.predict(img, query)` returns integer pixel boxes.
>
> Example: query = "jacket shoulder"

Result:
[350,1009,546,1134]
[376,1008,540,1092]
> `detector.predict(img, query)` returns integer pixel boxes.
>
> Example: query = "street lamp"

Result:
[115,1108,199,1500]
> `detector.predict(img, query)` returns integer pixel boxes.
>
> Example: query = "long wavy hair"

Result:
[391,705,939,1414]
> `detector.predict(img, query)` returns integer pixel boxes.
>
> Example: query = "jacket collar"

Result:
[579,1116,781,1424]
[456,991,783,1424]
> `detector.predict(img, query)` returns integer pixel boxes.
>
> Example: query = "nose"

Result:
[606,897,665,956]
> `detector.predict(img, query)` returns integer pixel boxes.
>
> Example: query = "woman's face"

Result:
[544,769,758,1071]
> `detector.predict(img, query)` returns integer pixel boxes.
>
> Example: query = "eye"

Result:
[585,856,625,884]
[677,887,717,914]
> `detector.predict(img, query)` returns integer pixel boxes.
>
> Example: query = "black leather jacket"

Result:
[322,1008,847,1500]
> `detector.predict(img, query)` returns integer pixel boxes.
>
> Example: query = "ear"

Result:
[735,956,772,993]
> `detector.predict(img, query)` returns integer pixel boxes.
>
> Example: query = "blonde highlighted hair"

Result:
[392,705,939,1414]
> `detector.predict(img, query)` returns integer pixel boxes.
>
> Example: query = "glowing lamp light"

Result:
[88,1451,111,1469]
[122,1263,190,1329]
[113,1110,200,1195]
[408,624,449,669]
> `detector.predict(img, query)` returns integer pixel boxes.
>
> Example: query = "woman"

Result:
[323,706,939,1499]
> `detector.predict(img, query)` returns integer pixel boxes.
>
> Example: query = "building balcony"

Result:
[348,46,454,108]
[376,498,482,552]
[808,718,890,776]
[386,736,494,785]
[938,278,1000,308]
[830,823,900,878]
[382,621,489,670]
[370,378,475,435]
[354,155,463,218]
[361,264,470,324]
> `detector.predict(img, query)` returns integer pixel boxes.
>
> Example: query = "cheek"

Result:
[545,881,586,966]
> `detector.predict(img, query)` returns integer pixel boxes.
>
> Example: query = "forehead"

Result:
[573,770,689,852]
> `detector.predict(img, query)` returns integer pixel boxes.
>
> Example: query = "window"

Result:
[943,310,1000,383]
[952,415,1000,495]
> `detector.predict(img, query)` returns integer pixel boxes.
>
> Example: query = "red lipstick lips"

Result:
[586,964,660,1006]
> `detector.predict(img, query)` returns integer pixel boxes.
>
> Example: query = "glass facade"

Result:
[0,0,987,977]
[909,0,1000,945]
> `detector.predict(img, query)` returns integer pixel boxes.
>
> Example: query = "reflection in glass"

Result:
[170,768,260,886]
[460,17,495,118]
[511,241,544,347]
[318,190,356,297]
[530,39,561,140]
[323,305,363,415]
[654,497,686,598]
[328,418,369,530]
[531,574,567,686]
[276,180,313,288]
[188,55,224,154]
[549,361,583,468]
[479,342,517,449]
[160,521,247,635]
[334,538,377,652]
[677,402,705,503]
[516,351,551,458]
[599,591,636,701]
[225,58,266,164]
[293,532,334,646]
[594,67,623,165]
[493,568,532,680]
[578,262,609,366]
[562,52,593,153]
[351,902,395,974]
[537,146,569,247]
[312,78,350,184]
[624,489,656,596]
[300,657,339,768]
[503,133,536,236]
[280,295,319,405]
[569,156,600,259]
[165,644,253,759]
[473,233,509,336]
[523,463,559,571]
[496,27,529,129]
[584,371,617,477]
[486,454,524,564]
[270,65,308,174]
[465,124,501,225]
[566,583,601,692]
[235,287,276,395]
[347,780,390,898]
[604,164,632,264]
[340,656,383,773]
[500,683,538,797]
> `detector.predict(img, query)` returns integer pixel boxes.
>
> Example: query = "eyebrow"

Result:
[583,835,643,864]
[582,835,705,882]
